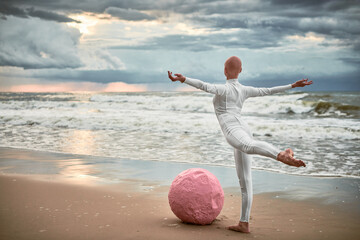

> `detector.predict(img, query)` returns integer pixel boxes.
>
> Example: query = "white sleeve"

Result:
[184,77,227,95]
[244,84,292,98]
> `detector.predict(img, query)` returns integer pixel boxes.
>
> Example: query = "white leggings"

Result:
[220,115,280,222]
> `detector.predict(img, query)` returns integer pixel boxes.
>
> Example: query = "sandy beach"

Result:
[0,148,359,240]
[1,174,359,240]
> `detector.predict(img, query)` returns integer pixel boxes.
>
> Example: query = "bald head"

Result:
[224,56,242,80]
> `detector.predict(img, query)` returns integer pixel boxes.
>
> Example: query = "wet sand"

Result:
[1,173,359,240]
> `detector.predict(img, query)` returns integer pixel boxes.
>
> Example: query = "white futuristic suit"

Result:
[184,77,292,222]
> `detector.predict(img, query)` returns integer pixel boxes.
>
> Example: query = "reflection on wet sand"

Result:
[58,130,99,184]
[57,158,100,185]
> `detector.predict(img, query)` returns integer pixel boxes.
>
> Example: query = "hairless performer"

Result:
[168,56,313,233]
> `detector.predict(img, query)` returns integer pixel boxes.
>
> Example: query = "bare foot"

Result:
[285,148,294,157]
[227,221,250,233]
[277,150,306,167]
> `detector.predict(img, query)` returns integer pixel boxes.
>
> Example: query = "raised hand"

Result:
[292,78,313,88]
[168,71,186,83]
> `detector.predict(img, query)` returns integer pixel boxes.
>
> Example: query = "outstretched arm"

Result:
[168,71,226,95]
[245,78,313,98]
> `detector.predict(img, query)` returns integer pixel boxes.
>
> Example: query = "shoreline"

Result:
[2,145,359,179]
[1,147,359,209]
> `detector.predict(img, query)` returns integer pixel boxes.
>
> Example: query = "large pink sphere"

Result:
[168,168,224,225]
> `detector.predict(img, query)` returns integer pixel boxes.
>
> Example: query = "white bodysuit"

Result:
[184,77,292,222]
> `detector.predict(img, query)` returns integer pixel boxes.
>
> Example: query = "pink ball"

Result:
[168,168,224,225]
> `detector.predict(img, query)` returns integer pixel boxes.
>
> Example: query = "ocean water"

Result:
[0,91,359,178]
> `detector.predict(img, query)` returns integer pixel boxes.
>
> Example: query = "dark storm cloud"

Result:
[270,0,356,9]
[192,15,299,34]
[26,7,81,23]
[0,1,159,22]
[188,1,360,53]
[270,0,330,6]
[0,2,80,23]
[0,2,28,18]
[104,7,155,21]
[0,0,168,14]
[192,13,360,51]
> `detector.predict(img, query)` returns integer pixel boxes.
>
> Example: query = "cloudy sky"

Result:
[0,0,359,92]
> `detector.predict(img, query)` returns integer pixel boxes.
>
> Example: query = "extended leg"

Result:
[227,148,252,233]
[225,129,305,167]
[225,128,280,159]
